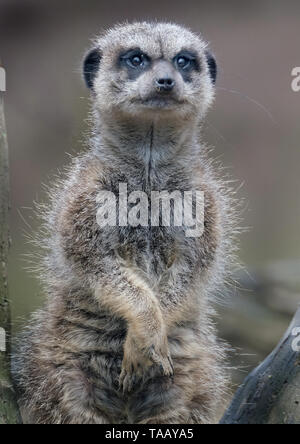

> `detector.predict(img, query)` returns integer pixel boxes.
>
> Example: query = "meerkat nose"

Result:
[155,77,175,92]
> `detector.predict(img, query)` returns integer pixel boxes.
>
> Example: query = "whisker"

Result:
[217,86,277,125]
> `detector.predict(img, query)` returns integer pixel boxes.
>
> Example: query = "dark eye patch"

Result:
[173,50,200,82]
[119,48,151,80]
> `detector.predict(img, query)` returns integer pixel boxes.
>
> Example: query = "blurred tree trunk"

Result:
[0,94,21,424]
[221,306,300,424]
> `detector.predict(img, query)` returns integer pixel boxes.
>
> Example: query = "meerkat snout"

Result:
[140,59,183,105]
[153,60,176,93]
[155,77,175,92]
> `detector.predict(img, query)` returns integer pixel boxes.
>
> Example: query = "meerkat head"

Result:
[83,22,217,122]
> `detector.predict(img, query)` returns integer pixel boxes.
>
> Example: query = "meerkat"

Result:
[12,22,238,424]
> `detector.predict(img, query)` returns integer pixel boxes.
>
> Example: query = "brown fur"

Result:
[12,22,238,424]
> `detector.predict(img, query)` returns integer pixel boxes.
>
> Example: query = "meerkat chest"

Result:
[63,166,214,281]
[116,225,198,279]
[96,172,203,269]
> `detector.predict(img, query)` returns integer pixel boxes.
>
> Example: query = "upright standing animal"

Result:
[12,22,238,424]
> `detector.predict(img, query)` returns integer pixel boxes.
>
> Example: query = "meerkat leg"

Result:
[94,259,173,392]
[158,264,199,329]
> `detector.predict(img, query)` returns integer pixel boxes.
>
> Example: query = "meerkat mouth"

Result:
[134,96,185,109]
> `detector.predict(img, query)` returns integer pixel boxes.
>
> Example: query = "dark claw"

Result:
[168,356,174,373]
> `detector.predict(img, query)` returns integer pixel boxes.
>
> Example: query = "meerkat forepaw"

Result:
[119,334,145,393]
[119,358,145,393]
[147,344,174,378]
[119,329,174,392]
[119,367,135,393]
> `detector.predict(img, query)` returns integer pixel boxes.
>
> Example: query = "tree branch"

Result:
[221,306,300,424]
[0,92,21,424]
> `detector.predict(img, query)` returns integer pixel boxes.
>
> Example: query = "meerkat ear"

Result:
[205,51,217,84]
[83,48,102,90]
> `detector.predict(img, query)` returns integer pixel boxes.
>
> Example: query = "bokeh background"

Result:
[1,0,300,403]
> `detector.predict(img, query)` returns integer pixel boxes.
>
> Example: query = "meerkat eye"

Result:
[176,56,191,70]
[130,55,143,67]
[127,53,148,68]
[174,52,199,76]
[120,50,150,73]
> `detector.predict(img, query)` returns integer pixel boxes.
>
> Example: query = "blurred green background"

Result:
[1,0,300,393]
